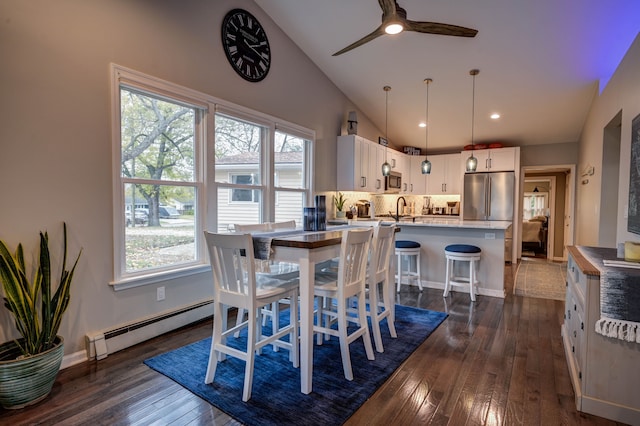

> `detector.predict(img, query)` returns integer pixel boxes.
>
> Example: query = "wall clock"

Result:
[221,8,271,82]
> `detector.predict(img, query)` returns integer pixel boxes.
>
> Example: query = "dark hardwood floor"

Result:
[0,263,624,425]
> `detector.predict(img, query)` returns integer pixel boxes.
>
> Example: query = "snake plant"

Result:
[0,223,81,357]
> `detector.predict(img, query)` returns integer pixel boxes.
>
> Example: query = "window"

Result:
[213,114,312,232]
[231,174,260,202]
[113,66,206,284]
[112,65,313,286]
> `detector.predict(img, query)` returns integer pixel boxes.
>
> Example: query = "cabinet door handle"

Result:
[581,322,584,330]
[360,176,366,188]
[572,345,575,353]
[573,330,577,338]
[486,158,489,169]
[567,310,571,319]
[574,304,577,311]
[376,179,381,189]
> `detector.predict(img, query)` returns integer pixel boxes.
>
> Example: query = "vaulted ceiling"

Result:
[255,0,639,152]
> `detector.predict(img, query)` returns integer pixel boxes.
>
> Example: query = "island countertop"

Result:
[330,217,511,230]
[389,218,511,230]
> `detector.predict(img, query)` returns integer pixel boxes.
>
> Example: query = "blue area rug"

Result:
[144,305,447,426]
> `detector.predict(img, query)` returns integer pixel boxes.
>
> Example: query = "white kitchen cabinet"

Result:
[425,153,462,194]
[337,135,383,193]
[463,147,517,172]
[408,156,426,194]
[563,246,640,425]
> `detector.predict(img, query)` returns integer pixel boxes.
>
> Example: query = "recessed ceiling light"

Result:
[419,122,426,128]
[490,113,501,120]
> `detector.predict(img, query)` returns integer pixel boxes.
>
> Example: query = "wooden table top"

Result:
[267,226,400,250]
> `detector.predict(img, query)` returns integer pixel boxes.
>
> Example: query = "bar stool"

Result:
[443,244,481,302]
[395,240,423,292]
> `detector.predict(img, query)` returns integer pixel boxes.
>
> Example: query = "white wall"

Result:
[576,33,640,246]
[0,0,381,355]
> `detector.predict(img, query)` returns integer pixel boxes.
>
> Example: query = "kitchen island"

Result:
[392,218,511,298]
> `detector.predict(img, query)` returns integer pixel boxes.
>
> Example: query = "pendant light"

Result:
[465,69,479,172]
[381,85,392,176]
[421,78,432,174]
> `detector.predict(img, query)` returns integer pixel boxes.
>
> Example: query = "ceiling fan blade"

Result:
[405,20,478,37]
[332,26,385,56]
[378,0,396,17]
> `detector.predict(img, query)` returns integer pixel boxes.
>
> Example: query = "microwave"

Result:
[384,171,402,193]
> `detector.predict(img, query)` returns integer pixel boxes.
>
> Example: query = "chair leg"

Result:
[416,253,423,292]
[382,277,397,339]
[396,252,402,292]
[368,281,384,353]
[337,297,353,380]
[443,257,451,297]
[242,309,259,402]
[470,259,477,302]
[358,291,375,361]
[272,301,280,352]
[234,308,246,338]
[205,302,224,384]
[290,292,299,368]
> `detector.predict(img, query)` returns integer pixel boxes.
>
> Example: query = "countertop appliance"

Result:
[463,172,515,221]
[384,171,402,193]
[356,200,370,217]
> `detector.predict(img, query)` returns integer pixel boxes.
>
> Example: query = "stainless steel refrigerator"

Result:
[463,172,515,221]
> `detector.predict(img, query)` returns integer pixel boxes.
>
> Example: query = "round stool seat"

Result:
[395,241,422,293]
[396,240,421,249]
[445,244,481,254]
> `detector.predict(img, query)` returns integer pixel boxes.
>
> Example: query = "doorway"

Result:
[519,165,575,261]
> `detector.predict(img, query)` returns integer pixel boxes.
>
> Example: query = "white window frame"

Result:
[110,64,314,290]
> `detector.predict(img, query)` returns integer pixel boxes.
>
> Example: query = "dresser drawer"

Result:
[566,256,585,310]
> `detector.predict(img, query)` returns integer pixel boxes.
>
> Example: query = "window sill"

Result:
[110,264,211,291]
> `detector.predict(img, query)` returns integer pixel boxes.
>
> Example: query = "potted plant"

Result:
[333,192,347,218]
[0,223,81,409]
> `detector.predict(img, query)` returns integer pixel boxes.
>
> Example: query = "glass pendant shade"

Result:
[421,159,431,174]
[466,154,478,172]
[382,161,391,176]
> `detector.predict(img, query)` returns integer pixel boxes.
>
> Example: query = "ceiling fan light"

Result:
[384,22,403,34]
[466,154,478,172]
[421,159,431,174]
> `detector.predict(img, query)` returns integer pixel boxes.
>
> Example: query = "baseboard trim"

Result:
[85,300,214,361]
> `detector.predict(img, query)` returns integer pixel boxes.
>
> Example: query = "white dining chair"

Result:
[365,224,398,352]
[268,220,296,231]
[203,231,299,402]
[233,223,270,232]
[313,227,375,380]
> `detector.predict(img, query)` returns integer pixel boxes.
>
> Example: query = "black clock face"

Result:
[221,9,271,82]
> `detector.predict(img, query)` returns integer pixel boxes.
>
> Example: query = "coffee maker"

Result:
[356,200,370,217]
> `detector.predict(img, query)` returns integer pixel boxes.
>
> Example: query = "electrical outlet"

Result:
[485,233,495,240]
[157,286,165,301]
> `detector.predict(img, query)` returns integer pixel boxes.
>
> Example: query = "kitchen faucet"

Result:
[394,196,407,222]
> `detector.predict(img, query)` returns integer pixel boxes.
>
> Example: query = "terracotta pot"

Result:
[0,336,64,409]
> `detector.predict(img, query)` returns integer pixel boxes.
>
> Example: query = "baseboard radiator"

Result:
[85,300,213,360]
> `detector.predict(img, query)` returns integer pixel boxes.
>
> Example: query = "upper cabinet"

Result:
[426,153,462,194]
[408,156,426,194]
[337,135,384,193]
[463,147,518,172]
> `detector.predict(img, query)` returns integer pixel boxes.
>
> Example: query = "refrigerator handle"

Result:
[486,176,492,218]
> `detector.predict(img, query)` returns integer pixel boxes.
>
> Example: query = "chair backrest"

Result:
[337,228,373,298]
[368,224,396,285]
[348,219,381,227]
[234,223,270,232]
[204,231,256,308]
[268,220,296,231]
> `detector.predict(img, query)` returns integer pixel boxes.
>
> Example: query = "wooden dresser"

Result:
[563,246,640,424]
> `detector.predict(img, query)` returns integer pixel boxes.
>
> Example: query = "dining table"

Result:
[250,224,397,394]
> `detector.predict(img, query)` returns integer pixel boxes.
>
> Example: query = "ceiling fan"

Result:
[332,0,478,56]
